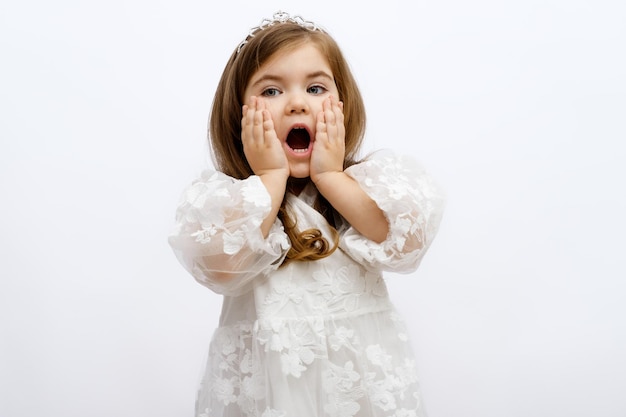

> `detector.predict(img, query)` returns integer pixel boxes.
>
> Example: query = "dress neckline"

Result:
[288,181,318,206]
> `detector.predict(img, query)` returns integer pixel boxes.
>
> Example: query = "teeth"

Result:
[292,148,308,153]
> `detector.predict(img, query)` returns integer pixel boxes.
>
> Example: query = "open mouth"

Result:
[286,127,311,153]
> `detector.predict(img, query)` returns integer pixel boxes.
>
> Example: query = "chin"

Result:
[288,162,311,179]
[289,171,311,179]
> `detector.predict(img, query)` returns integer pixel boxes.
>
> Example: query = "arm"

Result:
[310,96,389,243]
[313,171,389,243]
[310,97,444,272]
[168,170,289,296]
[340,152,446,273]
[168,97,293,296]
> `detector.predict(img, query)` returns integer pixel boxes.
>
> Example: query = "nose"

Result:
[285,92,310,114]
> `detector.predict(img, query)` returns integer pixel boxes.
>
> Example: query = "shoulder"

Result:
[186,168,263,190]
[178,168,268,208]
[346,149,428,180]
[345,149,445,206]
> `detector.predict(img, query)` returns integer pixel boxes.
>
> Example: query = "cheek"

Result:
[311,99,327,115]
[264,103,281,120]
[242,88,253,105]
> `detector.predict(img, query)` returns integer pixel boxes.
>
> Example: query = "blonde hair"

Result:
[209,22,366,263]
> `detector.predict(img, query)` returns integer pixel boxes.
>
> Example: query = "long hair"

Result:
[209,22,366,263]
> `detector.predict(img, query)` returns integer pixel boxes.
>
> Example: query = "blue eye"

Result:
[261,88,280,97]
[307,85,326,95]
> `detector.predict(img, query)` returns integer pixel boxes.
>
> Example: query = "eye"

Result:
[307,85,326,95]
[261,87,281,97]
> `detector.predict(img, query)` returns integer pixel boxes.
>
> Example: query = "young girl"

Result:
[169,11,444,417]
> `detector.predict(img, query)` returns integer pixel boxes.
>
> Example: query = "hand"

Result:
[310,95,346,185]
[241,96,289,180]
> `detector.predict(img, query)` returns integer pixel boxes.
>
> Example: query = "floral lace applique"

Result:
[256,318,325,378]
[342,152,445,273]
[365,344,420,412]
[261,408,287,417]
[169,171,289,296]
[328,326,356,352]
[322,361,364,417]
[200,308,425,416]
[173,153,439,416]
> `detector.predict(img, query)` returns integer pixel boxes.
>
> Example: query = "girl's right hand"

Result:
[241,96,289,180]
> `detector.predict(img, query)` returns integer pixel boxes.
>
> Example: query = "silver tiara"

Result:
[236,11,324,54]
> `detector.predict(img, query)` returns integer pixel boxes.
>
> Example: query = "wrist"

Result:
[257,168,289,182]
[312,170,345,191]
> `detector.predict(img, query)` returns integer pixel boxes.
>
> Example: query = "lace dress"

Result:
[169,152,445,417]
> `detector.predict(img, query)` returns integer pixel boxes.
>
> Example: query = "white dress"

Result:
[169,151,445,417]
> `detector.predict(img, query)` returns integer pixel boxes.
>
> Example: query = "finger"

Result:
[241,104,249,129]
[242,96,259,123]
[260,109,274,142]
[330,96,345,143]
[336,99,345,124]
[316,110,328,141]
[241,103,252,142]
[330,96,344,122]
[241,97,259,142]
[252,100,265,144]
[248,95,258,109]
[323,97,338,142]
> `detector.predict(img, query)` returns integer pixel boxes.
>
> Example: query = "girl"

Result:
[169,11,445,417]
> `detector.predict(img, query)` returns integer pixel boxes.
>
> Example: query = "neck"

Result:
[287,177,311,196]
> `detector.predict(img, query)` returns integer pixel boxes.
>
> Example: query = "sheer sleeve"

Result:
[168,170,289,296]
[339,151,445,273]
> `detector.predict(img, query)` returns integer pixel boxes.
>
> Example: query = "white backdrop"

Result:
[1,1,625,416]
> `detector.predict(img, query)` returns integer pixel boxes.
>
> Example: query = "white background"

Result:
[1,1,625,416]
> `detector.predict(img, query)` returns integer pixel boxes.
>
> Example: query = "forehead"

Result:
[254,43,332,76]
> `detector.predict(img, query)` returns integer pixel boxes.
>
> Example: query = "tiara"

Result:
[236,11,324,54]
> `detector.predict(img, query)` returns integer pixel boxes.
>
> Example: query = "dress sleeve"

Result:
[168,169,289,296]
[339,151,445,273]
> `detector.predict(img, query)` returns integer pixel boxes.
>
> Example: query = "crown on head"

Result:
[236,11,324,54]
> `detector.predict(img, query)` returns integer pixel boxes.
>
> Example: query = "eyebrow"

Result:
[250,70,334,89]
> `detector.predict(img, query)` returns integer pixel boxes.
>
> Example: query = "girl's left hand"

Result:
[310,95,345,184]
